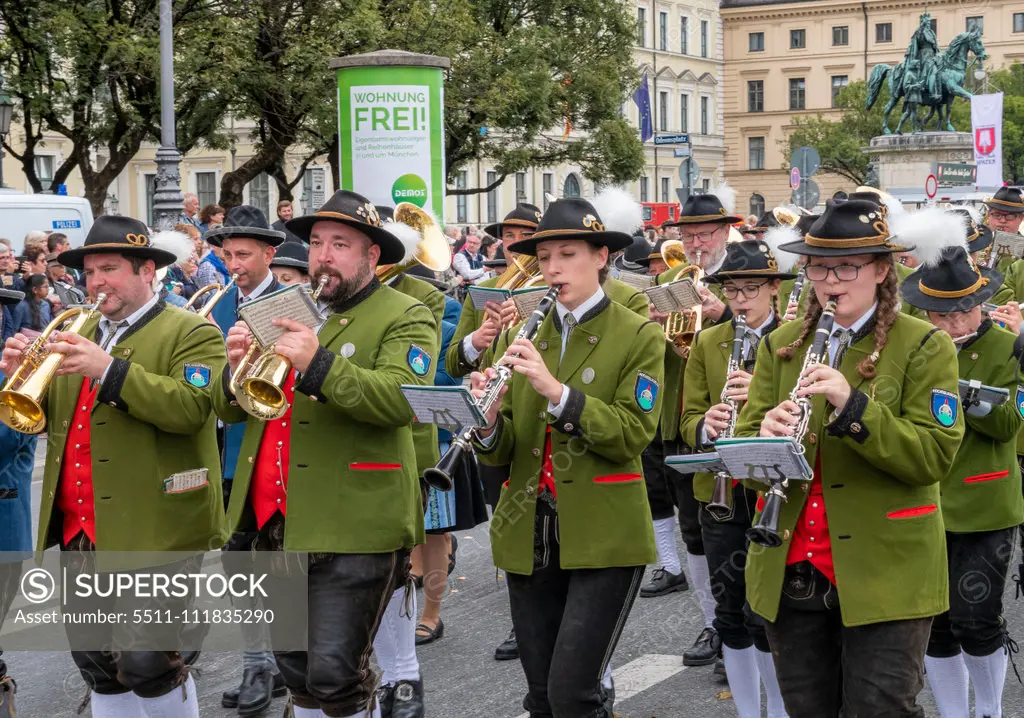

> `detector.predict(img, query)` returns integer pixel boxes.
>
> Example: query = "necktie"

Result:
[100,320,127,351]
[744,329,761,366]
[560,313,577,362]
[831,329,854,369]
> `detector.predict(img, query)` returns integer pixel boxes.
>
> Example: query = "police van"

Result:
[0,190,94,253]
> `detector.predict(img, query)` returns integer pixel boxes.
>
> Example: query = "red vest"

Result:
[58,379,99,545]
[249,373,296,528]
[540,427,557,497]
[785,454,836,584]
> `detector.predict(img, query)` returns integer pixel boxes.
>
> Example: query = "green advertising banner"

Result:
[337,65,446,223]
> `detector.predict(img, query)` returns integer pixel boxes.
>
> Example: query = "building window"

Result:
[833,26,849,45]
[636,8,646,47]
[930,18,937,34]
[750,193,766,217]
[145,174,157,227]
[195,171,217,209]
[248,172,269,218]
[515,172,526,203]
[966,16,983,34]
[789,78,806,110]
[876,23,892,43]
[660,177,670,203]
[659,11,668,50]
[34,155,54,190]
[749,32,764,52]
[679,94,689,131]
[564,174,581,198]
[831,75,849,107]
[749,137,765,170]
[640,176,649,203]
[790,29,805,49]
[700,20,709,57]
[301,167,325,214]
[1015,13,1024,33]
[659,91,669,131]
[700,96,709,134]
[702,178,711,192]
[680,17,688,54]
[542,173,553,209]
[748,80,764,113]
[486,170,498,224]
[456,171,468,223]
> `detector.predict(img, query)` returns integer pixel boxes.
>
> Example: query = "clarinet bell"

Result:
[705,475,734,521]
[745,485,786,548]
[423,441,460,492]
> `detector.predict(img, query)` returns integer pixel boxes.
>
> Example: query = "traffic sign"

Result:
[792,178,820,210]
[791,147,821,178]
[790,167,801,191]
[655,133,691,146]
[675,188,691,205]
[678,158,701,186]
[936,163,977,186]
[925,174,938,199]
[673,147,691,158]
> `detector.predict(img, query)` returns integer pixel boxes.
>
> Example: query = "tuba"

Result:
[746,296,838,548]
[376,203,452,283]
[0,294,107,434]
[184,274,238,318]
[230,276,330,421]
[663,245,703,358]
[705,311,747,520]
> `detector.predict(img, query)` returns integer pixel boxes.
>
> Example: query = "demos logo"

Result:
[391,174,428,207]
[21,567,56,604]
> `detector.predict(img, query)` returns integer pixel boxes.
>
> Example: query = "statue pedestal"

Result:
[864,132,975,197]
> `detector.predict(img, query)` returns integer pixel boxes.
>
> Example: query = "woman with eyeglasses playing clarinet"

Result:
[679,237,795,718]
[899,209,1023,718]
[469,193,665,718]
[734,199,964,718]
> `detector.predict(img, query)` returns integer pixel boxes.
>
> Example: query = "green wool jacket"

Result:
[446,275,501,378]
[680,317,778,502]
[777,263,926,321]
[736,312,964,627]
[390,274,445,475]
[212,281,436,553]
[941,321,1024,533]
[37,301,228,558]
[476,299,664,574]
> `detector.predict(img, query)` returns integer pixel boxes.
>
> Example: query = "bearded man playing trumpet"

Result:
[211,189,437,718]
[0,216,227,718]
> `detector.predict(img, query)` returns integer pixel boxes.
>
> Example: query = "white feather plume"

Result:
[383,219,424,264]
[762,225,802,274]
[544,192,558,206]
[960,204,983,224]
[591,186,643,236]
[892,206,968,267]
[710,181,737,216]
[150,230,195,265]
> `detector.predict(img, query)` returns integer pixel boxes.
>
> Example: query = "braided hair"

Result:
[777,254,899,379]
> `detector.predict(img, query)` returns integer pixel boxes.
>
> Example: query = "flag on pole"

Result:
[971,92,1003,187]
[633,72,654,143]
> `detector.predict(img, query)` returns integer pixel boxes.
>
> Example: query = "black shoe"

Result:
[714,658,727,677]
[391,678,424,718]
[683,627,722,667]
[222,669,286,712]
[639,567,689,598]
[0,676,16,718]
[181,650,200,667]
[447,535,459,576]
[415,618,444,646]
[494,628,519,661]
[377,683,396,718]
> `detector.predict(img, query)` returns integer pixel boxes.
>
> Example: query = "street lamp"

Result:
[0,82,14,189]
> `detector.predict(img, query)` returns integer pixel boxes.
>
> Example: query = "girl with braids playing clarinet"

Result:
[735,199,964,718]
[470,194,665,718]
[680,237,795,718]
[899,208,1023,718]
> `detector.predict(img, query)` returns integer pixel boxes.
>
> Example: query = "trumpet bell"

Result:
[0,393,46,434]
[773,206,800,226]
[376,203,453,283]
[238,353,292,421]
[660,239,687,268]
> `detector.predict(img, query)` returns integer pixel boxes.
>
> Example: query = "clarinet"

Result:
[705,312,747,520]
[785,268,807,317]
[423,284,562,491]
[746,296,838,548]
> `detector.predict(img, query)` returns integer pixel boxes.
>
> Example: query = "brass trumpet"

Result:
[376,203,453,283]
[184,274,238,318]
[230,276,329,420]
[662,245,703,357]
[0,294,107,434]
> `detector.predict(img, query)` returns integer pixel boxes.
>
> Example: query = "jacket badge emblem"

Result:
[930,388,959,428]
[184,363,211,388]
[408,345,431,377]
[634,372,659,413]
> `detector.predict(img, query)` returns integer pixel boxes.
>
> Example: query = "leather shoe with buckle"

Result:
[377,684,395,718]
[0,676,16,718]
[391,678,424,718]
[494,628,519,661]
[683,627,722,667]
[222,668,286,714]
[639,567,689,598]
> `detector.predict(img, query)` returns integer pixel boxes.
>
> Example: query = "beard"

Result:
[315,254,373,311]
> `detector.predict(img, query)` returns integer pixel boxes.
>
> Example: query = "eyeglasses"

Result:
[805,260,875,282]
[988,210,1018,221]
[721,282,768,299]
[682,228,724,244]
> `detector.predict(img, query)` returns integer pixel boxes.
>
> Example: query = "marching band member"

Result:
[1,217,228,718]
[270,241,311,286]
[212,190,436,718]
[680,238,794,718]
[471,194,663,717]
[986,186,1024,275]
[205,206,288,716]
[736,199,964,717]
[899,219,1022,718]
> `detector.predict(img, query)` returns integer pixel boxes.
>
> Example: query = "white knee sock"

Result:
[722,646,761,718]
[338,702,381,718]
[686,552,715,628]
[89,690,145,718]
[291,707,324,718]
[137,675,199,718]
[372,587,420,686]
[963,648,1007,718]
[653,517,681,575]
[924,653,969,718]
[601,662,614,690]
[755,649,789,718]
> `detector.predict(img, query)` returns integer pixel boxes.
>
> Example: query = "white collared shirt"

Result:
[548,287,606,417]
[828,302,877,368]
[97,292,162,383]
[238,271,275,304]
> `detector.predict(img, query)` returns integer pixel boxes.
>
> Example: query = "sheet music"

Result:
[512,287,549,319]
[616,271,656,291]
[643,278,702,314]
[957,379,1010,407]
[715,437,813,484]
[237,285,323,347]
[400,385,487,431]
[665,452,726,476]
[992,230,1024,261]
[467,286,511,311]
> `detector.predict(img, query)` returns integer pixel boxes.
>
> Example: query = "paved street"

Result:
[8,441,1024,716]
